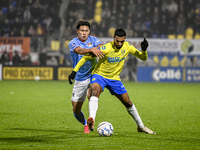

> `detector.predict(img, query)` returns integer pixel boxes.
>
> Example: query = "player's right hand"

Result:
[91,47,104,58]
[68,71,77,85]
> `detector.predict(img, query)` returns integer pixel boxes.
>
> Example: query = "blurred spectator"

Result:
[7,5,15,20]
[0,51,10,65]
[99,19,108,37]
[62,26,72,40]
[42,15,52,35]
[176,14,185,35]
[0,11,6,25]
[151,19,160,36]
[33,0,42,8]
[36,23,46,36]
[13,17,21,32]
[20,26,27,37]
[127,55,138,82]
[15,5,23,19]
[12,51,21,66]
[152,7,160,22]
[27,25,36,37]
[167,0,178,13]
[39,48,47,66]
[31,5,42,20]
[23,5,31,20]
[125,25,134,37]
[58,54,66,66]
[2,19,12,37]
[194,15,200,33]
[21,54,32,66]
[128,0,136,14]
[159,15,168,36]
[47,56,58,66]
[101,6,111,21]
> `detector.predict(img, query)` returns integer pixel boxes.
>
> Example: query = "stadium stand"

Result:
[0,0,200,67]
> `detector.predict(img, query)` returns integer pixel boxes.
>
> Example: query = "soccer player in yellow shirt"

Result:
[68,28,156,134]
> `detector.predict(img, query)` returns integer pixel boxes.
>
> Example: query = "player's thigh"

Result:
[71,78,90,102]
[115,92,133,108]
[91,82,103,97]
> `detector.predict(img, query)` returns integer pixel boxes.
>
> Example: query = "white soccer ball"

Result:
[34,76,40,81]
[97,121,113,137]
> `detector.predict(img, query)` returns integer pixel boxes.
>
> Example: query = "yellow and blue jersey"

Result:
[73,41,148,81]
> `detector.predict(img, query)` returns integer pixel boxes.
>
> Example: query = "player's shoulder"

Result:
[124,41,132,46]
[69,37,78,44]
[69,37,80,50]
[88,35,100,41]
[124,41,135,48]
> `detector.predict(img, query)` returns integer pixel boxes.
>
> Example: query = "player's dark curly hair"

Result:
[76,20,91,30]
[114,28,126,37]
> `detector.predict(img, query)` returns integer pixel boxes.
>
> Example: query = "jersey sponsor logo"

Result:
[101,46,106,50]
[87,42,93,47]
[107,57,125,63]
[70,42,76,49]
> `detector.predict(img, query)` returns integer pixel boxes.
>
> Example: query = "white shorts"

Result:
[71,78,90,102]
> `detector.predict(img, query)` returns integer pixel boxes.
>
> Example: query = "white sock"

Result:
[89,96,98,122]
[126,104,144,128]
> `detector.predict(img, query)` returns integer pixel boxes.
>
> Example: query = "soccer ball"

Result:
[97,121,113,137]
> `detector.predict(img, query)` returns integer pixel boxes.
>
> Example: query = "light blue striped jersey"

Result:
[69,36,102,81]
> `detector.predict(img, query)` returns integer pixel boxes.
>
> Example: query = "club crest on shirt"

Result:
[121,49,125,55]
[87,42,93,47]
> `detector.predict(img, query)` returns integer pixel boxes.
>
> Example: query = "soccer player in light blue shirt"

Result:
[68,20,104,133]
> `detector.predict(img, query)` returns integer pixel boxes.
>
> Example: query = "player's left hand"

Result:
[68,71,77,84]
[91,47,104,58]
[141,38,149,51]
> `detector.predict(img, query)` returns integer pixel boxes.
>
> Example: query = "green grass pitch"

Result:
[0,81,199,150]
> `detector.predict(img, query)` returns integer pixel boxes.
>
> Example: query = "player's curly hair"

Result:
[76,20,91,30]
[114,28,126,37]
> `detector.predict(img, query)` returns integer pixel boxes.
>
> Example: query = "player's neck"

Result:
[78,37,87,43]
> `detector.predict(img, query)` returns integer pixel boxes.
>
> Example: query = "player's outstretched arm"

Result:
[75,47,104,58]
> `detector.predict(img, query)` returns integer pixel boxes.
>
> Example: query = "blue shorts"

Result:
[91,74,127,95]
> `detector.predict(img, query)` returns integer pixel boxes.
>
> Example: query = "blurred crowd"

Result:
[1,0,200,39]
[0,0,199,67]
[0,0,61,38]
[65,0,200,39]
[0,49,67,66]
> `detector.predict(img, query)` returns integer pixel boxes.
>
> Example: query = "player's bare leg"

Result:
[72,101,90,133]
[115,93,156,134]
